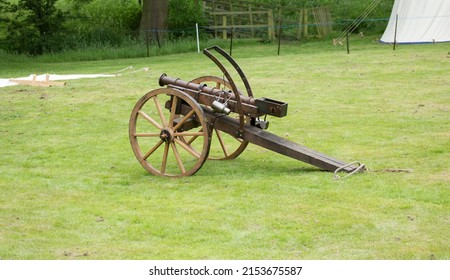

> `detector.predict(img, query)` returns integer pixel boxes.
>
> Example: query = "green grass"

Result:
[0,37,449,259]
[0,37,232,64]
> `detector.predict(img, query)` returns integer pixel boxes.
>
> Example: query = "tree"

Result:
[168,0,207,37]
[140,0,169,39]
[2,0,67,55]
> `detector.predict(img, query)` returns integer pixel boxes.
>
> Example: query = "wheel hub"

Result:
[159,128,174,143]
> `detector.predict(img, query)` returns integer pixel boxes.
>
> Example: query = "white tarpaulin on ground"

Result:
[0,74,116,88]
[380,0,450,44]
[0,66,148,88]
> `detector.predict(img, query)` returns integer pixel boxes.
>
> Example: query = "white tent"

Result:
[380,0,450,44]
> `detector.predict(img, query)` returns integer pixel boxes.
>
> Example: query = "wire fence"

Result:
[141,17,391,54]
[151,18,389,39]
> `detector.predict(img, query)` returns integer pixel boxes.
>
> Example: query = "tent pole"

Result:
[393,14,398,50]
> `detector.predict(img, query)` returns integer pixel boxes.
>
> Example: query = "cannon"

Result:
[129,46,365,177]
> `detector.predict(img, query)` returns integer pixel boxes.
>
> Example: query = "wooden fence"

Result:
[209,10,275,40]
[202,0,333,41]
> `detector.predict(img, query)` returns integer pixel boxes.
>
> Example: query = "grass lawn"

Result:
[0,37,448,259]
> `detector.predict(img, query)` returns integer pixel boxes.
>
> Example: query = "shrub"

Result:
[63,0,141,47]
[168,0,208,38]
[2,0,68,55]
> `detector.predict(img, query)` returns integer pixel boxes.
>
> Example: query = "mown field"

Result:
[0,38,448,259]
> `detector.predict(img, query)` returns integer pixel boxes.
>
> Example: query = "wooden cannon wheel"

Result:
[191,75,249,160]
[129,88,210,177]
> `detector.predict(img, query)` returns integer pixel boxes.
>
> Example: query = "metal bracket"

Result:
[235,130,244,139]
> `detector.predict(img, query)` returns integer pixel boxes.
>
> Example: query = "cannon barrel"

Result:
[159,73,255,105]
[159,74,288,118]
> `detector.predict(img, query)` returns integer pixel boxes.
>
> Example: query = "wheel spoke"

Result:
[138,110,163,130]
[171,142,186,173]
[172,109,196,131]
[173,131,205,137]
[174,137,201,158]
[160,142,169,174]
[215,129,229,157]
[153,96,167,127]
[134,132,160,137]
[187,128,203,145]
[143,140,164,161]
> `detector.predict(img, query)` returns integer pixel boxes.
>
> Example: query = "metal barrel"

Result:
[159,74,256,105]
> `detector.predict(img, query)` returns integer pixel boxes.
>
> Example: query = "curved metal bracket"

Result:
[204,46,254,97]
[203,46,254,133]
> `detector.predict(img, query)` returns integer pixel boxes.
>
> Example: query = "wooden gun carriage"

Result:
[129,46,364,177]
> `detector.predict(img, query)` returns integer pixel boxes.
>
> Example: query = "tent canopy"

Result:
[380,0,450,44]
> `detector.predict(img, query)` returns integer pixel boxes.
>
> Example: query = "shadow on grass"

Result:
[188,156,328,178]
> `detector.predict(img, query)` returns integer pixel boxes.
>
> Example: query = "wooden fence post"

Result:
[212,1,218,38]
[268,10,275,41]
[297,9,303,40]
[249,5,254,37]
[303,8,309,38]
[229,0,235,28]
[222,15,227,40]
